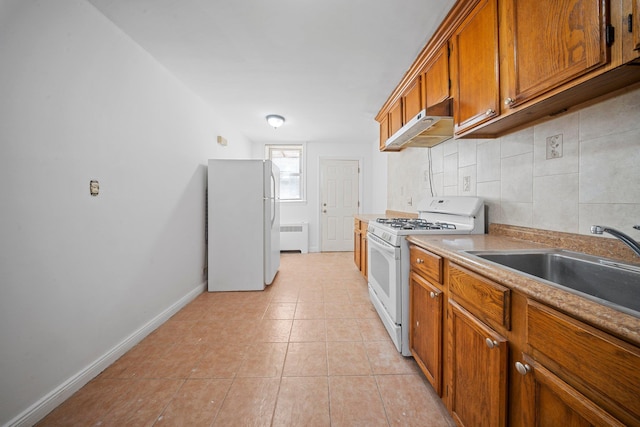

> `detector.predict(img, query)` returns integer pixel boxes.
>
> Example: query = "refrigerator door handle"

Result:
[270,173,277,227]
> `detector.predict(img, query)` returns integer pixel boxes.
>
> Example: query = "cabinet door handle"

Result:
[429,291,438,299]
[515,361,531,376]
[485,109,495,116]
[485,338,499,349]
[504,97,515,106]
[416,258,424,264]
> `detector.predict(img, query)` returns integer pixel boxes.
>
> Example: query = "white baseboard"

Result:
[5,282,206,427]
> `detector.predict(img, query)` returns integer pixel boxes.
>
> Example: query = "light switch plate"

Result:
[90,180,99,196]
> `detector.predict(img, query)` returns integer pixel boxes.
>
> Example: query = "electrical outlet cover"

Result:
[546,134,563,159]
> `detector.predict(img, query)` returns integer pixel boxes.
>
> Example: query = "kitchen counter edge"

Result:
[407,234,640,346]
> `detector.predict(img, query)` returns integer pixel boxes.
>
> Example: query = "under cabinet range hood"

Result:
[385,99,453,149]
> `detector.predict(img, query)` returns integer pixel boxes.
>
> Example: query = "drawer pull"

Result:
[515,361,531,376]
[416,258,424,264]
[485,338,499,349]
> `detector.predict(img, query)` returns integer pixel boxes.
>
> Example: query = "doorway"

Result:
[319,159,360,252]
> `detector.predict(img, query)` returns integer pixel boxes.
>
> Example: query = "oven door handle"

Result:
[367,232,398,255]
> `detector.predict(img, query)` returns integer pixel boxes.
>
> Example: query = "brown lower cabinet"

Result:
[518,355,626,427]
[408,244,640,427]
[409,271,443,395]
[449,301,508,427]
[353,218,368,278]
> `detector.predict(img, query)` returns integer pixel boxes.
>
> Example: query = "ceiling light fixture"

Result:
[266,114,285,129]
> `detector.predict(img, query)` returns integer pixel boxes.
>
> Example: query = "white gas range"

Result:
[367,196,485,356]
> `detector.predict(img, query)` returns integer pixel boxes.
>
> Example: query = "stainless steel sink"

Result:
[464,249,640,318]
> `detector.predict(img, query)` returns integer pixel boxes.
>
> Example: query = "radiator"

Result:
[280,223,309,253]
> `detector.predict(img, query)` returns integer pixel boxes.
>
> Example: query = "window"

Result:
[265,144,304,201]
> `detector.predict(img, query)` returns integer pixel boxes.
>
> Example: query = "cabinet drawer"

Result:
[449,263,510,330]
[527,301,640,425]
[410,246,443,284]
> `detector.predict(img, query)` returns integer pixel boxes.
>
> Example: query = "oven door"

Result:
[367,232,402,324]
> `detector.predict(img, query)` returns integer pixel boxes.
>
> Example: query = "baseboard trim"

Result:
[5,282,206,427]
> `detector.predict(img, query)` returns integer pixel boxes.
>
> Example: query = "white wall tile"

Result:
[458,139,477,167]
[443,185,458,196]
[580,86,640,141]
[533,112,579,177]
[477,139,501,182]
[501,152,533,203]
[501,202,533,226]
[444,153,458,187]
[533,174,579,232]
[579,203,640,237]
[430,143,444,174]
[478,181,502,223]
[431,172,444,198]
[501,127,533,158]
[386,86,640,235]
[443,138,458,156]
[579,129,640,203]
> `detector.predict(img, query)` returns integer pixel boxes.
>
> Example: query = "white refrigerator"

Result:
[207,159,280,291]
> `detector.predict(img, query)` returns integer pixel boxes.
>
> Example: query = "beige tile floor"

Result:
[38,252,454,426]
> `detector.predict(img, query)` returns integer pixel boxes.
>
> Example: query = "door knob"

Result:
[485,338,499,349]
[515,361,531,376]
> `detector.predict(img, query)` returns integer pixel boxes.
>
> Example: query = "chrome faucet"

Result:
[590,225,640,257]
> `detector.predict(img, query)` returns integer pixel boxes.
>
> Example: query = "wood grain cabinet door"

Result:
[516,355,626,427]
[403,76,423,123]
[388,98,403,137]
[449,301,508,427]
[501,0,610,108]
[353,220,362,270]
[451,0,500,135]
[409,271,443,395]
[378,115,389,150]
[424,44,450,109]
[635,0,640,50]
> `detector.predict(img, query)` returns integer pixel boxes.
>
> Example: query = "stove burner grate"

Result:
[376,217,456,230]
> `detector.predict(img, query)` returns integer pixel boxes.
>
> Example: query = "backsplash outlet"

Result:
[546,134,563,159]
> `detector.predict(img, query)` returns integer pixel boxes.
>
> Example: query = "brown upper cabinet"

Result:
[403,76,423,124]
[451,0,500,135]
[500,0,610,110]
[624,0,640,62]
[376,0,640,149]
[378,115,389,151]
[388,98,403,139]
[635,0,640,51]
[424,44,450,109]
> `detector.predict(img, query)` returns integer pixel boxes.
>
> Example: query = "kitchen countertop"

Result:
[354,213,385,223]
[407,234,640,346]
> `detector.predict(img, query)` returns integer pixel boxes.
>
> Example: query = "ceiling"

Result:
[87,0,456,145]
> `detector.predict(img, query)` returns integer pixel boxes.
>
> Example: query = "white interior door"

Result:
[320,159,359,252]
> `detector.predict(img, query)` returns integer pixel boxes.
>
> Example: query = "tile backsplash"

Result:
[387,85,640,239]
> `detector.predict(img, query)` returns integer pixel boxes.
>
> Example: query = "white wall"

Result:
[0,1,252,425]
[253,139,384,252]
[387,85,640,239]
